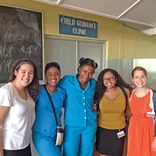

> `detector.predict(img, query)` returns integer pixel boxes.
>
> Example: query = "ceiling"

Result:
[35,0,156,35]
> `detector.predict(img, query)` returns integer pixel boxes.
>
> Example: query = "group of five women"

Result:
[0,57,156,156]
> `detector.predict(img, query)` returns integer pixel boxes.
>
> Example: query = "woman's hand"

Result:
[0,136,3,156]
[92,104,98,111]
[0,126,3,156]
[152,138,156,151]
[0,149,4,156]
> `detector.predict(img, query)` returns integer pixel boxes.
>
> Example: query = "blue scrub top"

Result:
[32,85,66,137]
[59,74,97,127]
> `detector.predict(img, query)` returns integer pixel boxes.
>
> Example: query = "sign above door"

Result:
[59,15,98,38]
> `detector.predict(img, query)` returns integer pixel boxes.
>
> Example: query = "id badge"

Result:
[147,112,155,118]
[117,131,125,138]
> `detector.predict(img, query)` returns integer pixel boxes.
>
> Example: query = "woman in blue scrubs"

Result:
[59,57,98,156]
[32,62,65,156]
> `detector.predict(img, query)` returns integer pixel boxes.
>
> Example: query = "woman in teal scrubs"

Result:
[59,57,98,156]
[32,62,65,156]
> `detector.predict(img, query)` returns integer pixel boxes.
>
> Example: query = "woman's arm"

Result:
[125,88,132,122]
[0,106,10,156]
[125,102,132,120]
[0,123,3,156]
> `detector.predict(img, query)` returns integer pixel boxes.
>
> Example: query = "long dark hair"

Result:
[9,59,39,101]
[95,68,132,104]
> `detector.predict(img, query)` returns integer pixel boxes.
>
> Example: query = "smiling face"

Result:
[132,70,147,88]
[78,65,94,84]
[45,67,61,87]
[14,63,34,88]
[103,71,117,89]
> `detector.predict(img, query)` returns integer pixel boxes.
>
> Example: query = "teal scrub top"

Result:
[32,85,66,137]
[59,74,97,127]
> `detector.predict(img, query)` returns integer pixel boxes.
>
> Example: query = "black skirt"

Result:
[96,126,126,156]
[3,144,31,156]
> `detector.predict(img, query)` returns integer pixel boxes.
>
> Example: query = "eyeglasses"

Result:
[103,77,115,81]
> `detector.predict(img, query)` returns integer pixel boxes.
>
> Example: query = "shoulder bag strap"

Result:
[152,89,156,112]
[43,85,59,126]
[120,86,128,111]
[152,89,156,136]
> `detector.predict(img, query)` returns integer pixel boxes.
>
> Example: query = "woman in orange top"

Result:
[127,66,156,156]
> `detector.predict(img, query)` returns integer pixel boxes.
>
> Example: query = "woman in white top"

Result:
[0,59,39,156]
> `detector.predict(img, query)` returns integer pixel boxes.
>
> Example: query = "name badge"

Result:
[117,131,125,138]
[147,112,155,118]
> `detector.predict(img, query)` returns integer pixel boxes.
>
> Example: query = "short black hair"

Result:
[45,62,61,74]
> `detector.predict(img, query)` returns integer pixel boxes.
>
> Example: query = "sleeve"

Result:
[60,87,67,108]
[63,92,67,108]
[59,76,68,89]
[0,87,13,107]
